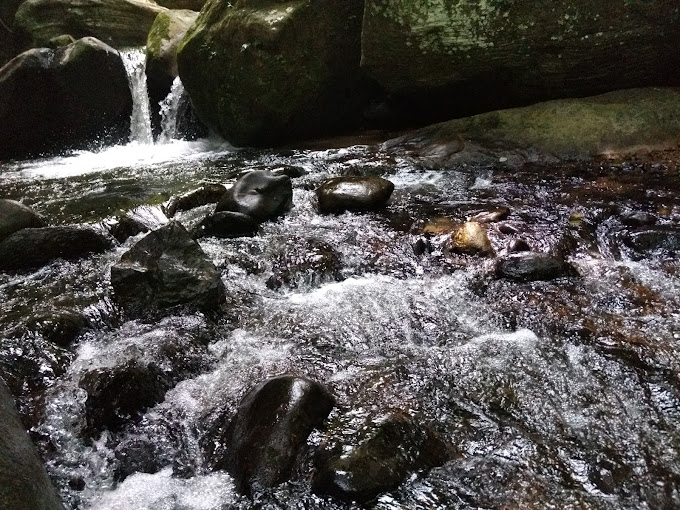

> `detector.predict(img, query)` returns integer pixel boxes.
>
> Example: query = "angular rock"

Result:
[210,375,335,495]
[0,37,132,159]
[496,253,573,282]
[312,412,450,503]
[0,226,113,271]
[0,199,46,242]
[164,183,227,217]
[362,1,680,124]
[177,0,366,146]
[14,0,167,49]
[216,171,292,222]
[110,221,226,315]
[0,378,64,510]
[448,221,494,256]
[266,238,342,290]
[317,176,394,214]
[191,211,259,239]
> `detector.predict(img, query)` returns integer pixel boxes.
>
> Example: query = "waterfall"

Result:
[120,48,154,145]
[158,77,185,144]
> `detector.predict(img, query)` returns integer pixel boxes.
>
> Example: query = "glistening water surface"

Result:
[1,138,679,509]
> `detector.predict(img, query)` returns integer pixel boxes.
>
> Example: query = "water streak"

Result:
[120,48,153,145]
[158,77,185,144]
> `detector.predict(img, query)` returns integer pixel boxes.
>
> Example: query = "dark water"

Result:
[1,139,679,509]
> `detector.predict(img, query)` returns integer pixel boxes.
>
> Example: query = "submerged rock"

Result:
[448,221,494,256]
[191,211,259,239]
[620,227,680,260]
[313,412,451,503]
[216,171,292,222]
[0,378,64,510]
[24,310,88,348]
[317,176,394,214]
[110,221,226,315]
[496,253,573,282]
[266,238,342,290]
[210,375,335,495]
[0,37,132,159]
[0,199,46,242]
[0,226,113,271]
[164,183,227,218]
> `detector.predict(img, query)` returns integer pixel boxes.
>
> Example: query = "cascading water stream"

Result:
[120,48,154,145]
[158,77,186,144]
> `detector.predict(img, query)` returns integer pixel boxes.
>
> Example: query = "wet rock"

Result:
[47,34,76,48]
[177,0,366,146]
[621,227,680,260]
[110,221,226,315]
[164,183,227,218]
[0,37,132,158]
[24,310,88,347]
[507,239,532,253]
[621,211,657,227]
[114,436,165,482]
[269,164,307,179]
[0,226,113,271]
[0,378,64,510]
[216,171,292,222]
[191,211,259,239]
[317,176,394,214]
[210,375,335,495]
[0,199,46,242]
[0,0,23,66]
[472,207,510,223]
[422,217,457,236]
[312,412,451,503]
[107,205,168,243]
[496,253,573,282]
[448,221,494,256]
[266,238,342,290]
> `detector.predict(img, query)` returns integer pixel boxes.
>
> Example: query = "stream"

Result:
[1,49,679,510]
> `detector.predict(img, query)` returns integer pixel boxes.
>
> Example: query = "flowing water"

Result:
[1,55,679,510]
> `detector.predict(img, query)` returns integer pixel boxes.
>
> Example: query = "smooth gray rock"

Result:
[216,171,292,222]
[317,176,394,214]
[0,199,46,242]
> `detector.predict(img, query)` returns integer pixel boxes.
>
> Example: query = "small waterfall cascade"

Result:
[158,77,185,144]
[120,48,154,145]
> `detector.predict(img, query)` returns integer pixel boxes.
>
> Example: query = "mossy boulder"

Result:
[362,0,680,123]
[0,36,132,159]
[177,0,366,146]
[14,0,167,49]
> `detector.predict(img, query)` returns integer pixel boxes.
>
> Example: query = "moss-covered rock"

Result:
[177,0,366,146]
[362,0,680,123]
[14,0,167,49]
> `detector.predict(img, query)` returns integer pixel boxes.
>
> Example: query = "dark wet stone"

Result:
[114,436,165,482]
[0,378,64,510]
[498,223,518,235]
[317,176,394,214]
[507,239,531,253]
[0,199,46,242]
[621,226,680,260]
[67,477,85,491]
[270,164,307,179]
[413,238,432,256]
[448,221,494,256]
[621,211,657,227]
[216,171,292,222]
[108,205,168,243]
[312,412,451,503]
[472,207,510,223]
[266,239,342,290]
[110,221,226,316]
[0,226,113,271]
[164,184,227,218]
[191,211,259,239]
[210,375,335,495]
[496,253,573,282]
[24,310,88,347]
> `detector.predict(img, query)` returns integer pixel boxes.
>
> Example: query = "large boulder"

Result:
[0,37,132,159]
[0,0,23,66]
[362,0,680,123]
[110,221,226,315]
[14,0,167,49]
[177,0,366,146]
[1,378,64,510]
[216,171,292,222]
[0,199,46,242]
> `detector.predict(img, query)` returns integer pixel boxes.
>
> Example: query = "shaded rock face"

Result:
[209,375,335,495]
[14,0,167,49]
[0,199,46,242]
[317,176,394,214]
[163,183,227,218]
[313,412,450,503]
[496,253,573,282]
[362,0,680,124]
[0,37,132,159]
[266,238,342,290]
[177,0,366,146]
[0,378,64,510]
[110,221,226,315]
[0,226,113,271]
[191,211,259,239]
[0,0,23,66]
[216,171,293,222]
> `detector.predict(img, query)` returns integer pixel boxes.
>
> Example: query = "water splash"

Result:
[158,77,185,144]
[120,48,154,145]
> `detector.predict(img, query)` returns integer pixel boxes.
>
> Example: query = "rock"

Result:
[0,226,113,271]
[146,9,199,103]
[108,205,168,243]
[191,211,259,240]
[114,436,165,482]
[507,239,531,253]
[216,171,292,222]
[448,221,494,256]
[110,221,226,315]
[621,212,657,227]
[362,1,680,125]
[14,0,167,49]
[0,37,132,159]
[266,238,342,290]
[496,253,573,282]
[210,375,335,495]
[177,0,366,146]
[47,34,76,48]
[155,0,206,10]
[472,207,510,224]
[0,199,46,242]
[422,217,457,236]
[385,88,680,163]
[621,227,680,260]
[0,0,23,66]
[317,176,394,214]
[312,412,450,503]
[24,310,88,347]
[1,378,64,510]
[164,183,227,217]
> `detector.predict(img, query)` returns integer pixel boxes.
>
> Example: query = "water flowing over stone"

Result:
[120,48,153,145]
[158,77,185,144]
